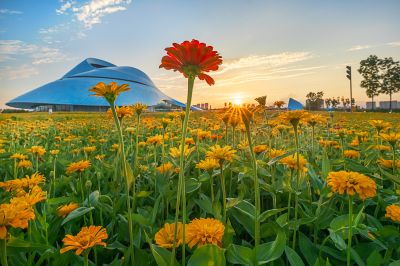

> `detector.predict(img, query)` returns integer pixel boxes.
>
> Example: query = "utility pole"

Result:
[346,66,353,112]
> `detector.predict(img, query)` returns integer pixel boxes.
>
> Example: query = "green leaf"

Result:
[186,178,201,193]
[328,229,347,251]
[285,246,305,266]
[136,190,153,198]
[259,208,287,223]
[230,200,255,237]
[7,238,50,250]
[188,245,226,266]
[61,206,94,226]
[366,250,383,266]
[256,228,286,264]
[226,244,254,266]
[150,244,179,266]
[299,232,318,266]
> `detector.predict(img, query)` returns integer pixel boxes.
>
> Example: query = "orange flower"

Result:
[253,145,268,154]
[196,158,220,171]
[89,82,130,104]
[186,218,224,248]
[66,160,91,174]
[0,173,45,192]
[344,150,360,159]
[57,203,79,217]
[60,226,108,255]
[385,204,400,223]
[279,153,308,173]
[0,197,35,239]
[27,146,46,156]
[156,162,174,174]
[206,145,236,164]
[327,171,376,200]
[159,39,222,85]
[154,222,184,249]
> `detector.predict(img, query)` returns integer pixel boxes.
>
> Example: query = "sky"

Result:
[0,0,399,108]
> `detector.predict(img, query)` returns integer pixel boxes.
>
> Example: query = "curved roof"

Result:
[6,58,197,109]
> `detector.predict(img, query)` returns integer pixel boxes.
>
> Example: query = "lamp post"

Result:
[346,66,353,112]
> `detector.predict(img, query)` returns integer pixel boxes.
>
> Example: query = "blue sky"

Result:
[0,0,399,108]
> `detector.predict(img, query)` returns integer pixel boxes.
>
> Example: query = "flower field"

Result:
[0,40,400,266]
[1,109,400,266]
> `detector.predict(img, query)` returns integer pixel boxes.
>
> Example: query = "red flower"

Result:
[160,39,222,85]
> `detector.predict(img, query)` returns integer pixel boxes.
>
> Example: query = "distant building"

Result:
[366,102,377,110]
[7,58,202,112]
[379,101,399,110]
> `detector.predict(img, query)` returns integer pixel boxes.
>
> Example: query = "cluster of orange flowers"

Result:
[154,218,224,249]
[0,173,47,239]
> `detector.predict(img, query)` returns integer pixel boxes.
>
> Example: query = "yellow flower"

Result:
[111,143,119,151]
[185,138,195,145]
[89,81,130,104]
[0,173,45,192]
[186,218,224,249]
[18,159,32,169]
[344,150,360,159]
[154,222,184,249]
[66,160,91,174]
[279,153,308,173]
[269,149,285,158]
[95,154,105,161]
[156,162,174,174]
[278,110,310,127]
[107,106,134,119]
[83,146,96,154]
[57,203,79,217]
[378,158,400,169]
[253,145,268,154]
[27,145,46,156]
[10,153,27,160]
[50,150,60,156]
[147,135,163,145]
[169,145,194,158]
[373,145,391,151]
[206,145,236,164]
[385,204,400,223]
[131,103,147,116]
[196,158,220,171]
[60,226,108,255]
[380,133,400,146]
[369,120,391,132]
[0,198,35,239]
[327,171,376,200]
[307,114,327,126]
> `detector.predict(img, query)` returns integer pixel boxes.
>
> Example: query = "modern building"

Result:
[366,101,377,110]
[379,101,399,110]
[6,58,201,111]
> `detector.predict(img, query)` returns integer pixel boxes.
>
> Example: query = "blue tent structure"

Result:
[6,58,199,111]
[287,98,304,110]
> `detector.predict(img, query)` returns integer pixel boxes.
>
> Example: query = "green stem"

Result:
[0,239,8,266]
[220,164,227,223]
[209,170,215,206]
[171,76,194,266]
[245,125,260,248]
[84,252,89,266]
[134,115,140,174]
[292,126,300,249]
[347,196,353,266]
[110,104,135,265]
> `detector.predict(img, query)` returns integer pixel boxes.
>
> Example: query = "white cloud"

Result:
[387,41,400,47]
[0,65,39,80]
[0,9,23,15]
[155,51,318,100]
[57,0,132,29]
[347,45,372,51]
[0,40,68,64]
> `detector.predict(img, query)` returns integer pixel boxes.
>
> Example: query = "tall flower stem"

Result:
[171,76,194,266]
[245,125,260,248]
[292,125,300,249]
[84,252,89,266]
[134,115,141,173]
[110,104,135,265]
[0,239,7,266]
[220,164,227,223]
[347,196,353,266]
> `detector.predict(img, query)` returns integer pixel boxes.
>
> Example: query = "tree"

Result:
[358,55,381,110]
[379,57,400,112]
[305,91,324,110]
[274,100,285,109]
